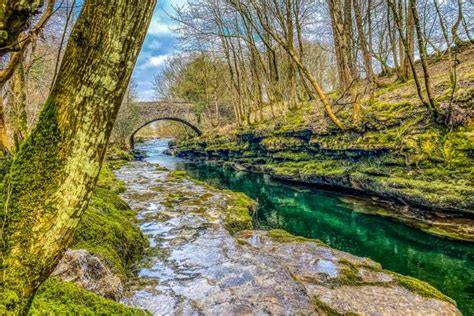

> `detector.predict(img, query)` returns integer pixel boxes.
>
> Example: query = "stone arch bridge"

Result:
[128,101,202,149]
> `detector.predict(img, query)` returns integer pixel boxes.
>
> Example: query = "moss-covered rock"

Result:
[271,151,313,162]
[221,190,255,235]
[260,136,305,152]
[29,278,146,315]
[71,186,147,278]
[29,163,147,313]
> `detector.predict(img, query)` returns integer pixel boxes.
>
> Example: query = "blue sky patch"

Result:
[133,0,184,101]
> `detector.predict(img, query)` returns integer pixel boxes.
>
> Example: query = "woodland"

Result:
[0,0,473,314]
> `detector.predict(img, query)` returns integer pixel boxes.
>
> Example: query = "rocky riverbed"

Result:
[114,161,461,315]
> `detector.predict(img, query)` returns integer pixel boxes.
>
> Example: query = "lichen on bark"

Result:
[0,0,157,313]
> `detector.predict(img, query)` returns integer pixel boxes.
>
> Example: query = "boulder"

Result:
[52,249,123,300]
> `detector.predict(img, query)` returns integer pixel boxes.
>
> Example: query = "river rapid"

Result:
[119,138,473,314]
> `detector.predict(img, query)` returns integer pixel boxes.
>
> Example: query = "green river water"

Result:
[139,139,474,314]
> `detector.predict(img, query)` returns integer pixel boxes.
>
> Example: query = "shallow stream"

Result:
[131,139,474,314]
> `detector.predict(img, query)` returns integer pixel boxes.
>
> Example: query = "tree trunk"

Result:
[409,0,440,117]
[293,1,313,100]
[433,0,450,46]
[343,0,356,80]
[387,5,400,76]
[451,0,463,46]
[8,61,28,150]
[328,0,353,91]
[0,1,43,53]
[353,0,373,84]
[398,0,414,81]
[388,0,428,111]
[0,96,8,150]
[0,0,56,150]
[0,0,156,313]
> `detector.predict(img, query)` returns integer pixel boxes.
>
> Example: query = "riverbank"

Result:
[27,163,148,314]
[171,47,474,242]
[172,120,474,241]
[114,158,461,315]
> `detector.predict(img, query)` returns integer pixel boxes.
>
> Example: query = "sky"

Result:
[132,0,184,101]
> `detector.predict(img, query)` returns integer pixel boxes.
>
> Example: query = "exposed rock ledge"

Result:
[52,249,123,300]
[236,230,460,315]
[113,162,461,315]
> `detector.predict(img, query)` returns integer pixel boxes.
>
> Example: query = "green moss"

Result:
[28,166,146,312]
[390,273,456,305]
[261,137,305,152]
[0,150,11,183]
[267,229,327,246]
[106,146,133,162]
[222,190,255,235]
[108,159,130,171]
[301,161,349,177]
[0,98,65,311]
[335,260,365,286]
[269,164,301,178]
[29,278,147,315]
[335,260,456,304]
[311,296,349,315]
[72,186,147,278]
[206,140,246,152]
[275,104,312,132]
[168,170,187,178]
[443,127,474,166]
[272,151,312,161]
[97,163,127,192]
[236,238,250,246]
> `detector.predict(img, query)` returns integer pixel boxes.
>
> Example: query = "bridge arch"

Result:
[129,117,202,149]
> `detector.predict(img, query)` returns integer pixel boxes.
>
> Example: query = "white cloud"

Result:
[148,19,173,35]
[139,54,170,70]
[138,89,155,101]
[149,55,169,66]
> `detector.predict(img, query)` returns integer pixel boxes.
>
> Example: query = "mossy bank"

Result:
[0,156,148,314]
[171,48,474,241]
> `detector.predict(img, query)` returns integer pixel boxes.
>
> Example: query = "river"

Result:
[133,138,474,314]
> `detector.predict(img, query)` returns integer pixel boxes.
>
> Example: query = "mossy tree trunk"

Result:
[0,98,8,150]
[8,60,28,151]
[0,0,56,151]
[0,0,42,151]
[0,0,156,314]
[0,1,43,53]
